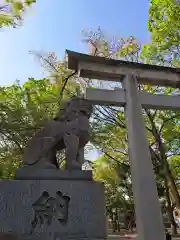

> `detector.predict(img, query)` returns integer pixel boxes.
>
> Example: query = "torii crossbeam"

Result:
[66,50,180,240]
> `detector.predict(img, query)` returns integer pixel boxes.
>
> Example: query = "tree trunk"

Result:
[124,214,129,230]
[164,176,177,235]
[146,111,180,210]
[116,209,120,232]
[112,211,117,232]
[164,162,180,209]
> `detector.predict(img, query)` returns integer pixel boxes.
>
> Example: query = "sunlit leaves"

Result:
[141,0,180,67]
[0,0,36,28]
[30,51,79,98]
[0,77,62,178]
[169,155,180,181]
[93,155,133,213]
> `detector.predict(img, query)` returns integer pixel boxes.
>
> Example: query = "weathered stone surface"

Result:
[0,180,107,240]
[15,168,93,181]
[0,233,18,240]
[23,96,93,171]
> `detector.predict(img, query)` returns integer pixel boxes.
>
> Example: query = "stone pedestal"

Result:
[15,168,93,181]
[0,175,107,240]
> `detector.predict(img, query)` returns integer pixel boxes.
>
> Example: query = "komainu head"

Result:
[55,96,93,121]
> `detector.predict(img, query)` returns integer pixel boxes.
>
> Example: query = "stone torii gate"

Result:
[66,50,180,240]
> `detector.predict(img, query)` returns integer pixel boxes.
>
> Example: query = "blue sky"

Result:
[0,0,150,160]
[0,0,150,86]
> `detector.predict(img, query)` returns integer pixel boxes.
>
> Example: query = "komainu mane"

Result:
[23,96,92,170]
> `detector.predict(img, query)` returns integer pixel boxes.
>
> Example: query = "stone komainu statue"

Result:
[23,96,93,170]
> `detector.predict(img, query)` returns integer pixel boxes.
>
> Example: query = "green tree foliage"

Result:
[0,63,78,178]
[93,154,134,231]
[169,155,180,182]
[30,51,80,96]
[0,78,59,178]
[0,50,82,179]
[141,0,180,66]
[0,0,36,28]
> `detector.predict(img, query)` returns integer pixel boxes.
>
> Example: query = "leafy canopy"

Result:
[0,0,36,28]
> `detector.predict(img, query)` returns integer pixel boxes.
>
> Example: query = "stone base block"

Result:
[0,180,107,240]
[15,168,92,181]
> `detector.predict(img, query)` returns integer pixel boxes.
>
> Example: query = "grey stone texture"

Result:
[15,168,93,181]
[23,97,93,171]
[0,179,107,240]
[122,76,165,240]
